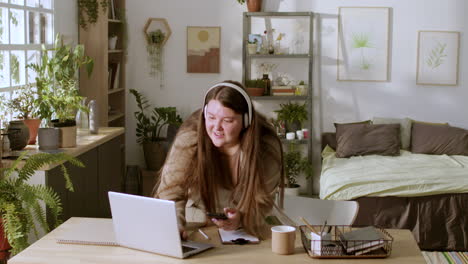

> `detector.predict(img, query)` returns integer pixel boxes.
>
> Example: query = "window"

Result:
[0,0,53,127]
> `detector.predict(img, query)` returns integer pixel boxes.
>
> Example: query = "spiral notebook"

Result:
[56,218,118,246]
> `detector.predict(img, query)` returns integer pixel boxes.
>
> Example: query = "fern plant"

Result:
[0,152,84,255]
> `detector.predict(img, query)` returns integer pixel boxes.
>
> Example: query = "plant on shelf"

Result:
[274,101,308,132]
[0,152,84,255]
[130,89,182,170]
[283,143,312,191]
[78,0,108,30]
[244,79,265,97]
[28,34,94,126]
[247,38,258,55]
[4,84,38,120]
[146,29,166,77]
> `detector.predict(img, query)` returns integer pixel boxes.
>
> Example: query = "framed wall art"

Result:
[416,31,460,86]
[337,7,391,82]
[187,26,220,73]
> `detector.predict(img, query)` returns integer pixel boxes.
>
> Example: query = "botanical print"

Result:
[187,26,220,73]
[417,31,459,85]
[425,42,447,69]
[338,7,390,81]
[351,32,373,70]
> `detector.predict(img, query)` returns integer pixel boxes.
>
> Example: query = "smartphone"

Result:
[206,212,228,220]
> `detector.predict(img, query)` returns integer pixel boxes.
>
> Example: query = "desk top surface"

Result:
[9,217,425,264]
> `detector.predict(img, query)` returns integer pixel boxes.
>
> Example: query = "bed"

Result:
[320,127,468,251]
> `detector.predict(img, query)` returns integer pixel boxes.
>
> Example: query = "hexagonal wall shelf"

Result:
[143,18,171,46]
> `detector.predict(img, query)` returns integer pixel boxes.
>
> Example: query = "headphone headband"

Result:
[203,82,253,128]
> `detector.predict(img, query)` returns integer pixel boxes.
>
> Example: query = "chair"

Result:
[282,196,359,226]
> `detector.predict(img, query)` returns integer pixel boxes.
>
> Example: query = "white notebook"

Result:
[56,218,118,246]
[218,228,259,244]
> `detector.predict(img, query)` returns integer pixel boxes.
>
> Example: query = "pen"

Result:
[198,229,209,240]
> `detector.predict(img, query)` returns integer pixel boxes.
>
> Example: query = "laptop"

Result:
[108,191,214,258]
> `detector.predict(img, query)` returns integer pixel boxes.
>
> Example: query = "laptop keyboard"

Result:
[182,245,197,254]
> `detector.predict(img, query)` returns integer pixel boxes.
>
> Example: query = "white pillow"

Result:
[372,117,412,149]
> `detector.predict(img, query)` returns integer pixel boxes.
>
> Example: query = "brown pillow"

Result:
[411,123,468,155]
[334,120,371,143]
[335,124,401,158]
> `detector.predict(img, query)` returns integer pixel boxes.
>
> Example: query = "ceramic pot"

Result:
[246,87,264,96]
[0,218,12,260]
[247,43,257,54]
[58,126,77,148]
[143,141,168,171]
[38,127,60,150]
[7,120,30,150]
[22,118,41,144]
[284,186,300,196]
[247,0,262,12]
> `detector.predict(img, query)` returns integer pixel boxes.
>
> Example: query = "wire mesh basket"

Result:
[299,225,393,259]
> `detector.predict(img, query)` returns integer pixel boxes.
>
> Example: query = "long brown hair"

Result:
[159,81,284,238]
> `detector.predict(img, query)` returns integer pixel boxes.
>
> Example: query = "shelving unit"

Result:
[243,11,314,193]
[79,0,126,128]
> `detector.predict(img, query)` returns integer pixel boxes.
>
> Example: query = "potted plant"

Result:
[28,34,94,149]
[4,84,41,145]
[0,152,84,256]
[295,80,307,96]
[274,101,308,133]
[283,143,312,196]
[244,79,265,96]
[247,39,258,55]
[129,89,182,171]
[146,29,166,77]
[237,0,262,12]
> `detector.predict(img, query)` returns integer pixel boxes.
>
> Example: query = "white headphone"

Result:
[203,82,253,128]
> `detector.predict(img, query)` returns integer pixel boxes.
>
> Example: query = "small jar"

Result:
[286,132,295,140]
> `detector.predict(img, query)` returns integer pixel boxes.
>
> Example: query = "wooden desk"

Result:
[9,217,425,264]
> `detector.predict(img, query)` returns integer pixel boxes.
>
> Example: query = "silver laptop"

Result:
[108,191,213,258]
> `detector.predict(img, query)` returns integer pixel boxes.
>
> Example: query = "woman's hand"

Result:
[211,208,241,231]
[179,228,188,240]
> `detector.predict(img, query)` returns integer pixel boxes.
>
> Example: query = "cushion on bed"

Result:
[335,123,400,158]
[372,117,412,149]
[411,122,468,155]
[334,120,371,144]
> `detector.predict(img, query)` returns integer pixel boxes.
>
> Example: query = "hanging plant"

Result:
[78,0,108,30]
[146,29,166,77]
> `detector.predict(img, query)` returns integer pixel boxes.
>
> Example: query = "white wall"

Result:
[123,0,467,193]
[54,0,78,44]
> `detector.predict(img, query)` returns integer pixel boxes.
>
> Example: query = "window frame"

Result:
[0,0,54,92]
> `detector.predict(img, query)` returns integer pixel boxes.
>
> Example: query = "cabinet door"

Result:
[46,148,99,224]
[97,135,124,217]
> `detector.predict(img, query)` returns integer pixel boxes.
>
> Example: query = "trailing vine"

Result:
[78,0,109,29]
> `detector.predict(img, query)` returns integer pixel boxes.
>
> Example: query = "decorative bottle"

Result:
[262,74,271,96]
[75,98,89,130]
[88,100,99,134]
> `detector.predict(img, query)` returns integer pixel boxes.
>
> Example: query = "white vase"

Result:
[108,36,118,50]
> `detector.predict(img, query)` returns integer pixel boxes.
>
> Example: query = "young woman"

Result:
[155,80,284,239]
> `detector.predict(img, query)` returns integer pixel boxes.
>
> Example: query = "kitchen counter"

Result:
[1,127,124,170]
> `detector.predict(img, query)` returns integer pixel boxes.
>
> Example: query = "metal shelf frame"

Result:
[242,11,314,194]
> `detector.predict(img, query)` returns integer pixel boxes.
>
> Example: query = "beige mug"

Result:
[271,225,296,255]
